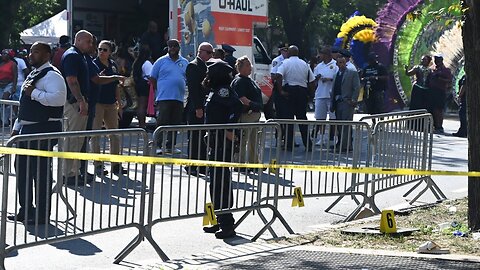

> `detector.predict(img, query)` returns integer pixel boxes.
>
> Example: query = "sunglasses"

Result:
[98,48,109,52]
[201,49,213,55]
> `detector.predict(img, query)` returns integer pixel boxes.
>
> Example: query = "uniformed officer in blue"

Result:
[221,44,237,74]
[202,59,242,239]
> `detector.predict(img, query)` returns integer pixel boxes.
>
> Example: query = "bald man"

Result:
[276,45,316,151]
[60,30,94,185]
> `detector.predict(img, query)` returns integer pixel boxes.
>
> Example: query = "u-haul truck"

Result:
[171,0,272,99]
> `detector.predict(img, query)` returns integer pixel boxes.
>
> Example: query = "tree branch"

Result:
[301,0,320,26]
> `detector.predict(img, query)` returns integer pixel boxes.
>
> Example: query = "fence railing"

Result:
[0,100,19,146]
[0,129,150,269]
[0,113,444,268]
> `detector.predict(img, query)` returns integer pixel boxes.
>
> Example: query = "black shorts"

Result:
[135,79,150,97]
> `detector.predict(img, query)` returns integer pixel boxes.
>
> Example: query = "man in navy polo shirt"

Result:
[61,30,93,184]
[150,39,188,154]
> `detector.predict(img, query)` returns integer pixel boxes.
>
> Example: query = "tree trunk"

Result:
[275,0,319,58]
[0,0,23,49]
[462,0,480,231]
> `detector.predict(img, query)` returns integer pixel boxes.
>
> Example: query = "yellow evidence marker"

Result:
[291,187,305,207]
[379,209,397,233]
[203,202,218,226]
[269,159,277,174]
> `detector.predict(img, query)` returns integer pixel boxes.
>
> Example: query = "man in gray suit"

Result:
[330,57,361,151]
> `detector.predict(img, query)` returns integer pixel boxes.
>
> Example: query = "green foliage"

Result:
[396,0,459,99]
[10,0,63,46]
[268,0,387,56]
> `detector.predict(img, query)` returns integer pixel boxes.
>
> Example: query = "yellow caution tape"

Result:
[203,202,218,226]
[0,146,479,177]
[291,187,305,207]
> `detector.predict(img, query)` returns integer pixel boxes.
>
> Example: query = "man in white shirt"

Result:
[9,41,67,225]
[312,47,338,145]
[276,45,315,151]
[340,49,357,71]
[13,55,30,101]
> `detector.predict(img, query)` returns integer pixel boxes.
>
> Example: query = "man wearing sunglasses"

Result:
[184,42,213,176]
[150,39,189,154]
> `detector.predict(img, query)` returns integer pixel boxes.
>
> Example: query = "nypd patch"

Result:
[272,61,278,67]
[218,87,229,97]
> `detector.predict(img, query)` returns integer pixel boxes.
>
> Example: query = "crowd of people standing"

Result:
[0,19,460,236]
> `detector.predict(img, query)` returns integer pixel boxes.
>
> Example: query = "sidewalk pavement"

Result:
[138,216,480,270]
[137,242,480,270]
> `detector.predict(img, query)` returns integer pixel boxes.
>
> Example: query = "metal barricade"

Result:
[0,128,153,269]
[115,123,294,262]
[367,113,446,212]
[269,119,372,222]
[0,100,19,146]
[359,109,428,126]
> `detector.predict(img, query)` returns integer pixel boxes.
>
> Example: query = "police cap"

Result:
[340,49,352,58]
[221,44,236,53]
[278,42,289,50]
[206,58,234,85]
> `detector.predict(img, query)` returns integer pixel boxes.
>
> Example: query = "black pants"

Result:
[366,91,384,115]
[186,109,207,172]
[283,86,311,148]
[208,136,234,230]
[156,100,183,148]
[16,121,61,221]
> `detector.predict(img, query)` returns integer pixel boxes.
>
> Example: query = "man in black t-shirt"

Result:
[362,53,388,114]
[140,21,166,61]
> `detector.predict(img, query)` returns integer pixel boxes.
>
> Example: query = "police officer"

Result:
[276,45,315,151]
[222,44,237,74]
[202,59,242,239]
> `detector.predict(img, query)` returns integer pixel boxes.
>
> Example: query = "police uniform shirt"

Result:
[270,54,285,75]
[277,56,315,88]
[313,59,338,99]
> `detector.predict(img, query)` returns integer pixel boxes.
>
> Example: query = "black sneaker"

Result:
[215,229,236,239]
[94,166,109,176]
[203,224,220,233]
[7,211,33,222]
[112,164,128,175]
